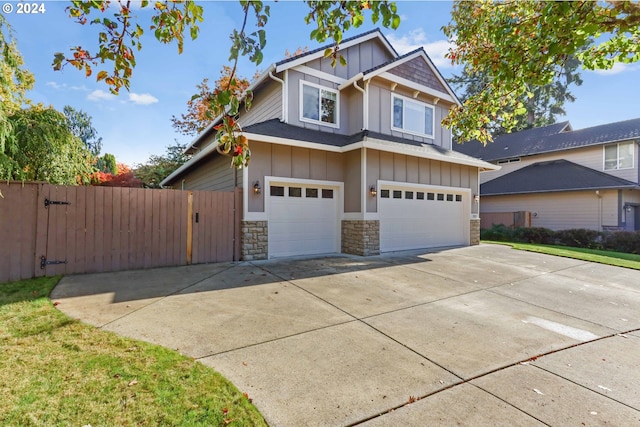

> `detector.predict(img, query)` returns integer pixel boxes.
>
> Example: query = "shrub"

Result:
[480,224,514,242]
[603,231,640,254]
[556,228,603,249]
[512,227,555,244]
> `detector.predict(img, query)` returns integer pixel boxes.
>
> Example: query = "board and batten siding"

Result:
[239,80,282,128]
[480,190,619,231]
[247,141,345,213]
[175,154,242,192]
[366,149,478,214]
[479,142,639,184]
[303,37,395,80]
[366,79,453,149]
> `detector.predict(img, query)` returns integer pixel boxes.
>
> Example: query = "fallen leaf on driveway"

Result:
[533,388,544,395]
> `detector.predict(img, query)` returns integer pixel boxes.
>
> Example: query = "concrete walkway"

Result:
[51,244,640,426]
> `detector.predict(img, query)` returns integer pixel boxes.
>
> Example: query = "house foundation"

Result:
[341,220,380,256]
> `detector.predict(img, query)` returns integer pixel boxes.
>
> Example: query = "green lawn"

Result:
[0,276,266,427]
[484,241,640,270]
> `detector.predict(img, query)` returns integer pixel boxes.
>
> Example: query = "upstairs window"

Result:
[604,142,634,170]
[392,94,434,138]
[300,81,339,127]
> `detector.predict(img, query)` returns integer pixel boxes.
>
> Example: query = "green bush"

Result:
[481,224,640,254]
[603,231,640,254]
[556,228,603,249]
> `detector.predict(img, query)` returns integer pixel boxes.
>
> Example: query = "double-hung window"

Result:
[604,142,634,170]
[392,94,434,138]
[300,81,339,127]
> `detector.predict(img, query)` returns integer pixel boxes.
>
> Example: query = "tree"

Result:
[95,153,117,174]
[448,55,583,136]
[134,143,191,188]
[8,106,94,185]
[63,105,103,156]
[171,66,256,137]
[54,1,401,168]
[0,16,35,179]
[443,0,640,143]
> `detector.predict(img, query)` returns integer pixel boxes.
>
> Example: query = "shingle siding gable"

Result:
[387,56,448,93]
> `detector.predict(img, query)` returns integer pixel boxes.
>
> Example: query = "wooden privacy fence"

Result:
[0,182,241,283]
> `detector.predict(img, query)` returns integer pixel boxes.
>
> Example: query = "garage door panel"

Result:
[380,186,466,252]
[268,183,339,258]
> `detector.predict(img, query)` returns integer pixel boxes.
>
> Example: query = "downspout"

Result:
[352,80,367,130]
[269,70,287,123]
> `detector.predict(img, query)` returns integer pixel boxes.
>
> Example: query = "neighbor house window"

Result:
[300,81,339,127]
[392,94,434,138]
[604,142,634,170]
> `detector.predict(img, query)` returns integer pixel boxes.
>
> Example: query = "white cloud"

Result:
[590,62,638,76]
[87,89,116,102]
[129,93,159,105]
[386,28,456,69]
[46,82,89,91]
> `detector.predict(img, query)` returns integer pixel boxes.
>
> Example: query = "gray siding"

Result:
[239,80,282,127]
[481,190,619,231]
[479,143,640,184]
[367,79,452,148]
[178,154,242,191]
[366,149,478,214]
[247,141,345,213]
[304,38,395,80]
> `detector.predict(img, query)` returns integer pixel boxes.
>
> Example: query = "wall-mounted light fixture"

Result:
[253,181,261,195]
[473,194,480,203]
[625,204,632,213]
[369,186,377,197]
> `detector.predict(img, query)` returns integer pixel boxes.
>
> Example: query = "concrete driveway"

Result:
[51,244,640,426]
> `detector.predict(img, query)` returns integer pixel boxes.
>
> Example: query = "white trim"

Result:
[391,93,435,139]
[264,176,344,259]
[376,71,456,104]
[361,147,367,217]
[293,65,347,85]
[338,72,364,91]
[275,31,397,73]
[363,49,460,106]
[299,80,340,129]
[243,132,344,152]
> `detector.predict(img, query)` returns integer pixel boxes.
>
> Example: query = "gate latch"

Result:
[40,256,67,269]
[44,198,70,208]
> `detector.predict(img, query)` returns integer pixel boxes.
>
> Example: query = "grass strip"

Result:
[484,241,640,270]
[0,276,266,427]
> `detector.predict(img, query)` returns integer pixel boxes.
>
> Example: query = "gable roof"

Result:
[363,47,461,105]
[481,159,638,196]
[275,28,398,72]
[456,118,640,162]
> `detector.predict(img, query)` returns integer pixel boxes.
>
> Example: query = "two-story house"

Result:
[454,118,640,231]
[161,29,497,260]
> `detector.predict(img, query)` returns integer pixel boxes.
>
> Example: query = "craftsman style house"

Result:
[162,29,497,259]
[455,119,640,231]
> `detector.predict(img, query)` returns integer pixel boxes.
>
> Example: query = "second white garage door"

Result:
[268,182,340,258]
[379,185,469,252]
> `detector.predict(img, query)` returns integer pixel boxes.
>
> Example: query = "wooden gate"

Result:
[0,182,241,282]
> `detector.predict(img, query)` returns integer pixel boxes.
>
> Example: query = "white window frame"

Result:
[299,80,340,128]
[603,142,635,171]
[391,93,435,139]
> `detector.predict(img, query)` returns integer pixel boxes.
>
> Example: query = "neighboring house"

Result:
[454,118,640,231]
[161,29,497,260]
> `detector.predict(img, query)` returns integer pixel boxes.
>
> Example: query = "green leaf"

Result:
[323,48,333,58]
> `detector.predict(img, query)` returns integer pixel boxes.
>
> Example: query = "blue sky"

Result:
[5,1,640,166]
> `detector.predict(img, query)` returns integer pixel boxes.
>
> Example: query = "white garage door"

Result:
[380,186,468,252]
[268,182,340,257]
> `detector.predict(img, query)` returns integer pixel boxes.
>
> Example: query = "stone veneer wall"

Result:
[241,220,268,260]
[342,220,380,256]
[470,218,481,246]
